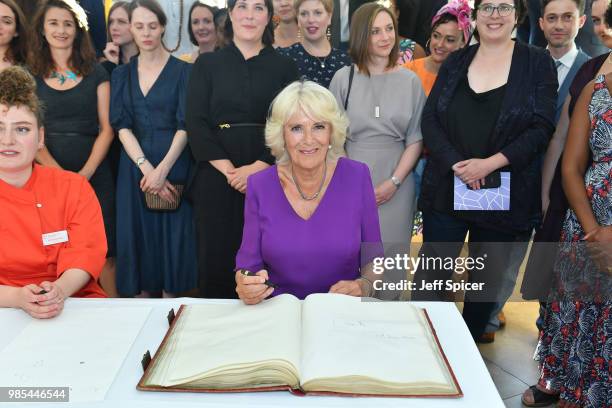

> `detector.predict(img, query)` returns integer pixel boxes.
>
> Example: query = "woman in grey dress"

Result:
[329,3,425,244]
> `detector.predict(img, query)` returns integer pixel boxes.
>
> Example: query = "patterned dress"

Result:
[536,75,612,408]
[397,38,418,65]
[277,43,351,88]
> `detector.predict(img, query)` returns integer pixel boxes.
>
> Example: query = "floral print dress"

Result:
[536,74,612,408]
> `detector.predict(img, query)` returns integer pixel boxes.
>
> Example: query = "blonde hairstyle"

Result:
[265,81,348,164]
[294,0,333,14]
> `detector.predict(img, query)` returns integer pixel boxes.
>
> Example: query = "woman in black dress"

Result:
[186,0,298,298]
[28,0,116,296]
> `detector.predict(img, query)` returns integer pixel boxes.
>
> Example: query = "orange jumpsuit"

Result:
[0,165,107,297]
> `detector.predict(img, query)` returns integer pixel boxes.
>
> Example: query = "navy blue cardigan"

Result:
[418,41,558,234]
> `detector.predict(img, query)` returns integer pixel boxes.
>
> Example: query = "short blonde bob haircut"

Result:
[265,80,348,164]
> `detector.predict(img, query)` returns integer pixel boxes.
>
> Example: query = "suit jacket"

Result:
[555,49,590,123]
[330,0,374,47]
[419,41,558,234]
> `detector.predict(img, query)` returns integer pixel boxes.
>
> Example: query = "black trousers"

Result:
[413,210,525,340]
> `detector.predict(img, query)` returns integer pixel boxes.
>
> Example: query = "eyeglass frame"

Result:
[476,3,516,17]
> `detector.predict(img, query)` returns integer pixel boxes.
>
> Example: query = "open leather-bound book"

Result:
[137,293,462,398]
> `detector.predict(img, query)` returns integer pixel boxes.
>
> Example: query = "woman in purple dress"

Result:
[235,81,382,304]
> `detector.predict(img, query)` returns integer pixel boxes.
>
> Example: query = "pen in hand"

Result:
[239,269,278,289]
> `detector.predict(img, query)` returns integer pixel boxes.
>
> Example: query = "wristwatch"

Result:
[390,175,401,188]
[135,156,147,167]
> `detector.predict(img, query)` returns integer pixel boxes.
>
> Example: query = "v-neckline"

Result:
[275,158,343,222]
[135,55,172,98]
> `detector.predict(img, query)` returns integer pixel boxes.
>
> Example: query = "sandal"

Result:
[521,385,560,407]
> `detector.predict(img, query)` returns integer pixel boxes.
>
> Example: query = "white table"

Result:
[0,298,503,407]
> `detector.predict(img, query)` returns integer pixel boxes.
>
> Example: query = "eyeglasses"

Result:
[477,3,516,17]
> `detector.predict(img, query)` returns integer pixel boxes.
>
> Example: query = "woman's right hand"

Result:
[15,284,63,319]
[103,42,120,65]
[140,165,169,194]
[235,269,274,305]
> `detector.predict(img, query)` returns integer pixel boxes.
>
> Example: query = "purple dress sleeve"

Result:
[235,178,264,273]
[359,163,383,265]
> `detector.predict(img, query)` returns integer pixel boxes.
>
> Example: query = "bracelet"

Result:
[135,156,147,167]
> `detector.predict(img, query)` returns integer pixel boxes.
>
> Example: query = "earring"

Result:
[297,27,302,42]
[425,39,430,52]
[326,26,331,42]
[328,145,332,150]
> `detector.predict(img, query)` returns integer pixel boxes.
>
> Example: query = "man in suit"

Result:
[519,0,607,57]
[330,0,374,49]
[480,0,590,343]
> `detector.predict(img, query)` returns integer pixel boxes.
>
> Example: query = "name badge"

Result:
[42,230,69,246]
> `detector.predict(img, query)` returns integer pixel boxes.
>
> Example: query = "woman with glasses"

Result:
[413,0,557,341]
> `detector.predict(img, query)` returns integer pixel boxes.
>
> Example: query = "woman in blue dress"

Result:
[110,0,197,297]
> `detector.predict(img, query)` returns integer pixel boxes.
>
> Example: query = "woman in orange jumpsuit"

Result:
[0,67,107,319]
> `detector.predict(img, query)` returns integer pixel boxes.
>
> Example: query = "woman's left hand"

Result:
[140,165,168,194]
[35,281,66,308]
[374,179,398,206]
[227,162,268,194]
[583,226,612,274]
[329,279,363,296]
[452,158,494,186]
[78,167,95,180]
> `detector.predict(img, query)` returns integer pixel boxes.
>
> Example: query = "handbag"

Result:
[127,66,185,212]
[143,183,185,212]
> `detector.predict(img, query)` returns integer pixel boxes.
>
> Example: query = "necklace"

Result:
[369,72,389,118]
[291,161,327,201]
[50,69,78,85]
[304,42,331,69]
[315,55,328,69]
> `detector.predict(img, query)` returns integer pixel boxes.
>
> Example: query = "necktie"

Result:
[555,60,562,70]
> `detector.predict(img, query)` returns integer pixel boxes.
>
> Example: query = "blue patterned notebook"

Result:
[453,172,510,211]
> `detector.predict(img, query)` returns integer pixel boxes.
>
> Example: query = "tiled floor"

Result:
[477,302,541,407]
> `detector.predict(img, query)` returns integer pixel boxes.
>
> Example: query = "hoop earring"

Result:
[326,26,331,42]
[425,39,430,52]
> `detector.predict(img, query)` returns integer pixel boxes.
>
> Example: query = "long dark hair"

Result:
[224,0,275,47]
[28,0,96,77]
[0,0,28,65]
